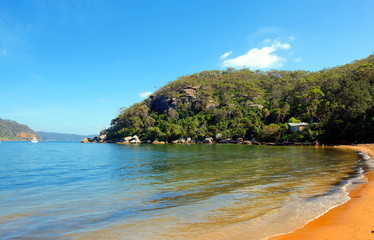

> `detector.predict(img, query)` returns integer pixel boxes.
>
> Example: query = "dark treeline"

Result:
[107,55,374,144]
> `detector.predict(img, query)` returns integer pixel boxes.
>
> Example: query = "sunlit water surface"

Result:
[0,142,364,239]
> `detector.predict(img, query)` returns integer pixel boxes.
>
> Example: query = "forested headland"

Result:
[0,118,39,141]
[105,55,374,144]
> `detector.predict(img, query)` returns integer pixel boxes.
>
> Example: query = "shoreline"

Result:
[270,143,374,240]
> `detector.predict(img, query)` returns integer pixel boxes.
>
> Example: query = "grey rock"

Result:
[219,138,231,143]
[203,137,213,143]
[215,133,223,140]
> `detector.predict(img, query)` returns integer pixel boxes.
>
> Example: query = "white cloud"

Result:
[220,50,232,60]
[222,40,291,69]
[294,57,302,62]
[288,36,296,41]
[139,91,152,98]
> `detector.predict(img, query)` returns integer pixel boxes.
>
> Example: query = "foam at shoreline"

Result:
[270,145,374,240]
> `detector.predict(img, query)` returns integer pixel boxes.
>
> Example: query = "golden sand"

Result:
[271,144,374,240]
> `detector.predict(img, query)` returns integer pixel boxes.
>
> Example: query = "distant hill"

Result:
[106,54,374,144]
[0,118,39,141]
[37,131,96,141]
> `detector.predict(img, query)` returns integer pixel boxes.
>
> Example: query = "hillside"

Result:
[106,55,374,144]
[37,131,96,141]
[0,118,39,141]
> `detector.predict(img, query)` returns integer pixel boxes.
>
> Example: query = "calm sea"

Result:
[0,142,366,239]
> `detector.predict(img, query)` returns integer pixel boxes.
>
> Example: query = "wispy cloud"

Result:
[0,48,8,58]
[221,39,291,69]
[220,51,232,60]
[0,16,29,62]
[294,57,302,62]
[139,91,152,98]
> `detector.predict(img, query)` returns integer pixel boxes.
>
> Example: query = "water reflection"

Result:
[0,142,359,240]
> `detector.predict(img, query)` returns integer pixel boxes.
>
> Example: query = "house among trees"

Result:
[288,123,309,132]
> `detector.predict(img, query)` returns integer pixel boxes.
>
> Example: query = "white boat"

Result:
[31,137,38,143]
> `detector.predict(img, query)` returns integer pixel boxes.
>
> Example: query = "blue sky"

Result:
[0,0,373,135]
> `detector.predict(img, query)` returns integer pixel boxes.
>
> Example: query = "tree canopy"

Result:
[107,55,374,144]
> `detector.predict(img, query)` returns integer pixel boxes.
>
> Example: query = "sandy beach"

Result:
[271,144,374,240]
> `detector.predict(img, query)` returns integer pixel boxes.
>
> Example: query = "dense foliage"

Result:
[0,118,39,141]
[107,55,374,144]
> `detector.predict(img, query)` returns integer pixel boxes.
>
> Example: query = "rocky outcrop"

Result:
[219,138,231,143]
[149,95,178,113]
[123,136,133,142]
[152,140,166,144]
[81,138,90,143]
[245,100,264,109]
[179,86,198,98]
[81,134,107,143]
[17,133,37,139]
[149,86,200,113]
[203,137,213,143]
[205,100,219,110]
[99,134,107,140]
[119,135,141,144]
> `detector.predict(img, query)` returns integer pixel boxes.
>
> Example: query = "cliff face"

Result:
[17,133,37,139]
[0,118,39,141]
[149,87,198,113]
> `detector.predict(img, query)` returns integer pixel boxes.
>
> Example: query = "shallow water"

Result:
[0,142,362,239]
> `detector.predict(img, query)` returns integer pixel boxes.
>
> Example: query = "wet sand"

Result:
[271,144,374,240]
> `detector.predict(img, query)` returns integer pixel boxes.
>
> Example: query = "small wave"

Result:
[358,151,374,170]
[266,150,373,240]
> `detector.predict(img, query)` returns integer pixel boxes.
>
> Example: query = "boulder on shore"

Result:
[215,133,223,140]
[129,135,140,144]
[203,137,213,143]
[230,138,243,144]
[123,136,133,142]
[219,138,231,143]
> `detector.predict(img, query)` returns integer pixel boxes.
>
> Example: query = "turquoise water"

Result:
[0,142,363,239]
